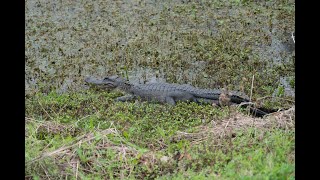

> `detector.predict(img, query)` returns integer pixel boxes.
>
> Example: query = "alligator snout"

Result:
[85,77,104,85]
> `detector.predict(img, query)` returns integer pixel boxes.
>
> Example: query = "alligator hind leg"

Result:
[196,98,219,105]
[166,92,202,105]
[165,97,176,105]
[115,95,136,102]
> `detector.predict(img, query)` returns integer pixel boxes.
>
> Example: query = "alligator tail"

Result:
[248,106,280,117]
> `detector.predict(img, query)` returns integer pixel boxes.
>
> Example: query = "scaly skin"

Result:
[85,75,275,117]
[85,76,249,104]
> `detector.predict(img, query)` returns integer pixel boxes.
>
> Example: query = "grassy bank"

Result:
[25,91,294,179]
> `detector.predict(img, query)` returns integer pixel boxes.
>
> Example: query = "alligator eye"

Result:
[103,78,115,83]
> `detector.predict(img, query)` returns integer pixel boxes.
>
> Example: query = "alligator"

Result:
[85,75,277,117]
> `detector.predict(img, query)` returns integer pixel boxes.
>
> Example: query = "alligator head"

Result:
[85,75,128,90]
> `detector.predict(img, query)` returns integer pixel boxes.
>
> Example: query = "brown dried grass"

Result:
[171,106,295,144]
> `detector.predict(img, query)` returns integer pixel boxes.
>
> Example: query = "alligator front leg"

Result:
[115,95,136,102]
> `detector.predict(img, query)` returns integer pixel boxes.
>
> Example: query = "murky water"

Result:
[25,0,295,97]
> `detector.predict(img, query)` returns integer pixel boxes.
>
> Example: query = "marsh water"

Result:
[25,0,295,97]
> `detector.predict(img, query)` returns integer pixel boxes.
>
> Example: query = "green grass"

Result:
[25,90,294,179]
